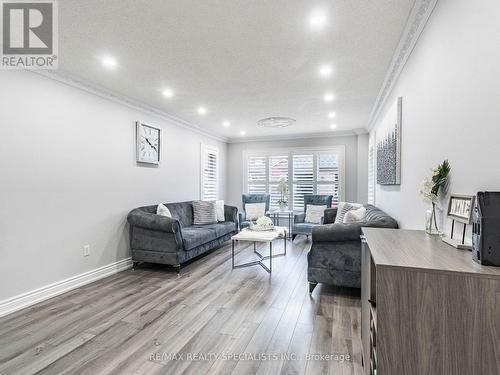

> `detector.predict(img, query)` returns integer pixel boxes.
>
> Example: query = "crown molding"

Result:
[366,0,439,131]
[227,130,357,144]
[32,70,229,143]
[353,128,369,135]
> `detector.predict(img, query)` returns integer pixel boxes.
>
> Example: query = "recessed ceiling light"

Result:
[223,121,231,128]
[101,56,117,69]
[309,9,327,31]
[330,124,338,130]
[162,88,174,99]
[197,106,207,115]
[323,92,335,102]
[319,64,333,78]
[328,111,337,119]
[240,130,246,136]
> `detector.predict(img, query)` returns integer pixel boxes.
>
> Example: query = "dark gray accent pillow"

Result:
[192,201,217,224]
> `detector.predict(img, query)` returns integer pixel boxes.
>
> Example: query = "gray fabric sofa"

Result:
[127,201,238,271]
[308,204,398,292]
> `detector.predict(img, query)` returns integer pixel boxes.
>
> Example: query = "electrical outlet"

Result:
[83,245,90,257]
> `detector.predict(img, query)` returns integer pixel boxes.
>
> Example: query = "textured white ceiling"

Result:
[58,0,415,140]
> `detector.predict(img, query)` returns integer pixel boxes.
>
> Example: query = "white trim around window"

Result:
[200,144,219,200]
[242,146,345,211]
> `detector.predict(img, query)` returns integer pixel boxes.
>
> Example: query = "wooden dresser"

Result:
[361,228,500,375]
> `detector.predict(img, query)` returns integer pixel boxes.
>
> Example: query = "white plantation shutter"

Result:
[317,153,340,207]
[245,147,344,211]
[247,156,267,195]
[293,154,314,211]
[201,145,219,200]
[269,155,288,210]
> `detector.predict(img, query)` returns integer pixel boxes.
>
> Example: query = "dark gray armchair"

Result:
[292,194,333,240]
[238,194,270,229]
[308,204,398,292]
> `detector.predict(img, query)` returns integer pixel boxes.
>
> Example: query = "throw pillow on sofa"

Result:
[215,200,225,222]
[305,205,327,224]
[245,202,266,220]
[157,203,172,218]
[343,206,366,223]
[192,201,217,224]
[335,202,363,223]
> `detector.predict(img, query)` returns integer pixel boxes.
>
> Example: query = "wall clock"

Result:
[136,121,161,164]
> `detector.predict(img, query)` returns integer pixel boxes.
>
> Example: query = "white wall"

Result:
[371,0,500,229]
[0,71,227,301]
[226,135,362,210]
[357,134,369,204]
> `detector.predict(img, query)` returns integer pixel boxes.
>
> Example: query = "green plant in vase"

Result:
[419,159,451,234]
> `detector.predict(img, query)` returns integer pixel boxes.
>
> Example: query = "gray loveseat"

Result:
[127,201,238,271]
[308,204,398,292]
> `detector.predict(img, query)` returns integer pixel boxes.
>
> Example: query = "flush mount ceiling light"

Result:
[240,130,246,136]
[328,111,337,119]
[101,56,117,69]
[330,124,338,130]
[223,121,231,128]
[319,64,333,78]
[197,106,207,115]
[323,92,335,102]
[257,117,296,128]
[309,9,327,31]
[162,88,174,99]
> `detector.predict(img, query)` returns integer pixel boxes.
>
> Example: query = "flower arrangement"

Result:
[249,216,275,231]
[256,216,273,227]
[277,177,288,210]
[419,159,451,233]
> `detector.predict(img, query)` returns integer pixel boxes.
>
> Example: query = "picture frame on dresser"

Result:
[442,194,475,250]
[447,194,475,223]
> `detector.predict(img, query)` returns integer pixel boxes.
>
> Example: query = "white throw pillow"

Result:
[305,205,327,224]
[215,200,225,222]
[335,202,363,223]
[245,202,266,220]
[157,203,172,218]
[343,206,366,223]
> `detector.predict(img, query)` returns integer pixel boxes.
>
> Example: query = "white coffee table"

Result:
[231,226,287,274]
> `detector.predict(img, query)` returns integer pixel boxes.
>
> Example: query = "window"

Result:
[269,155,288,210]
[317,153,341,206]
[201,144,219,200]
[247,155,267,195]
[244,147,344,211]
[292,154,314,211]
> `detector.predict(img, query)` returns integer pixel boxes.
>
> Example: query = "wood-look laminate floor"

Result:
[0,237,362,375]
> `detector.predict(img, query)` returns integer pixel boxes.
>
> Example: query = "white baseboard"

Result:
[0,257,133,318]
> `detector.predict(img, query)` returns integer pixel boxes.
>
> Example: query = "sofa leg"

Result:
[309,282,318,293]
[174,264,181,274]
[292,234,297,241]
[132,261,140,270]
[306,235,309,241]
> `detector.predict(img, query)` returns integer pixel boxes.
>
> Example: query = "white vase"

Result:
[425,202,443,235]
[279,201,288,211]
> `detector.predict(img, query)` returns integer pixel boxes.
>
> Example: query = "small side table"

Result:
[269,210,294,239]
